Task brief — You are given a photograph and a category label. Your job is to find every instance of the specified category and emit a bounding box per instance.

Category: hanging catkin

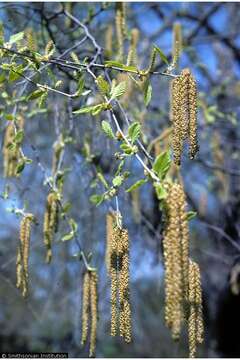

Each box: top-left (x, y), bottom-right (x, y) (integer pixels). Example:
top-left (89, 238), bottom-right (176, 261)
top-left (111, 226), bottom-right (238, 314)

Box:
top-left (43, 192), bottom-right (59, 263)
top-left (89, 271), bottom-right (98, 357)
top-left (172, 22), bottom-right (182, 68)
top-left (115, 2), bottom-right (126, 61)
top-left (81, 272), bottom-right (90, 345)
top-left (163, 182), bottom-right (190, 339)
top-left (170, 68), bottom-right (198, 165)
top-left (105, 212), bottom-right (115, 274)
top-left (81, 271), bottom-right (98, 357)
top-left (109, 222), bottom-right (132, 343)
top-left (3, 115), bottom-right (24, 177)
top-left (16, 213), bottom-right (34, 297)
top-left (188, 260), bottom-right (204, 358)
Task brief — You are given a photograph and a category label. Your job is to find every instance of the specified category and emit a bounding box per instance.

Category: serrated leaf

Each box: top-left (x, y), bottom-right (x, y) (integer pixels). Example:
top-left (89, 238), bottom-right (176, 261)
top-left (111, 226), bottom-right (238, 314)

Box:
top-left (9, 31), bottom-right (24, 45)
top-left (101, 120), bottom-right (115, 139)
top-left (128, 122), bottom-right (141, 144)
top-left (186, 211), bottom-right (197, 221)
top-left (154, 45), bottom-right (169, 65)
top-left (110, 81), bottom-right (126, 100)
top-left (126, 179), bottom-right (147, 192)
top-left (90, 194), bottom-right (104, 206)
top-left (112, 175), bottom-right (124, 187)
top-left (153, 150), bottom-right (171, 179)
top-left (144, 81), bottom-right (152, 107)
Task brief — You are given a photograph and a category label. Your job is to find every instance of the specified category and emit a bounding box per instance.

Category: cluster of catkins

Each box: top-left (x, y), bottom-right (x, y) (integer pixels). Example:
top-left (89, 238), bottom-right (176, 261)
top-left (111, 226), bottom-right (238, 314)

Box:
top-left (3, 115), bottom-right (24, 177)
top-left (43, 135), bottom-right (64, 263)
top-left (171, 68), bottom-right (199, 165)
top-left (163, 182), bottom-right (204, 357)
top-left (81, 271), bottom-right (98, 358)
top-left (106, 213), bottom-right (132, 343)
top-left (16, 214), bottom-right (34, 297)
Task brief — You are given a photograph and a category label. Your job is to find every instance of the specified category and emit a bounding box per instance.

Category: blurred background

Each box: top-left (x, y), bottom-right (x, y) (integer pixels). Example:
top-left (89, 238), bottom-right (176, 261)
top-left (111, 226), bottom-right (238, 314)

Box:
top-left (0, 1), bottom-right (240, 357)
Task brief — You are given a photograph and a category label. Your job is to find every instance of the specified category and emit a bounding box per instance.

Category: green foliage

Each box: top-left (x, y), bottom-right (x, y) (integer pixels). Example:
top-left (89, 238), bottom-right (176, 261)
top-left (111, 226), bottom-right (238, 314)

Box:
top-left (153, 150), bottom-right (172, 180)
top-left (110, 81), bottom-right (127, 100)
top-left (154, 45), bottom-right (169, 65)
top-left (128, 122), bottom-right (141, 143)
top-left (126, 179), bottom-right (147, 192)
top-left (101, 120), bottom-right (115, 139)
top-left (143, 80), bottom-right (152, 107)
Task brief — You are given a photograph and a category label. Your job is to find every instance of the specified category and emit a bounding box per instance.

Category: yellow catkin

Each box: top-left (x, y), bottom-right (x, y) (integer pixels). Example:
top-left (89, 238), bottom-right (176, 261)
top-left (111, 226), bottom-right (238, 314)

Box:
top-left (115, 2), bottom-right (126, 61)
top-left (127, 28), bottom-right (139, 66)
top-left (109, 223), bottom-right (132, 342)
top-left (106, 212), bottom-right (114, 274)
top-left (3, 115), bottom-right (24, 177)
top-left (163, 182), bottom-right (190, 340)
top-left (43, 192), bottom-right (59, 263)
top-left (89, 271), bottom-right (98, 357)
top-left (17, 213), bottom-right (34, 297)
top-left (25, 27), bottom-right (37, 52)
top-left (105, 24), bottom-right (113, 58)
top-left (171, 77), bottom-right (184, 166)
top-left (110, 226), bottom-right (119, 337)
top-left (170, 69), bottom-right (198, 165)
top-left (188, 260), bottom-right (204, 358)
top-left (81, 271), bottom-right (90, 345)
top-left (188, 71), bottom-right (198, 159)
top-left (178, 184), bottom-right (190, 298)
top-left (16, 248), bottom-right (22, 289)
top-left (118, 228), bottom-right (131, 343)
top-left (172, 22), bottom-right (182, 67)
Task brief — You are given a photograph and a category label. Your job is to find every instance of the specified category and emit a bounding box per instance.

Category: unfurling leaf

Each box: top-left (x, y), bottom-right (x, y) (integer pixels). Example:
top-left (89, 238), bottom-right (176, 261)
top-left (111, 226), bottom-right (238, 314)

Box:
top-left (101, 120), bottom-right (115, 139)
top-left (128, 122), bottom-right (141, 143)
top-left (112, 175), bottom-right (124, 187)
top-left (90, 194), bottom-right (104, 206)
top-left (154, 183), bottom-right (168, 200)
top-left (186, 211), bottom-right (197, 221)
top-left (110, 81), bottom-right (126, 100)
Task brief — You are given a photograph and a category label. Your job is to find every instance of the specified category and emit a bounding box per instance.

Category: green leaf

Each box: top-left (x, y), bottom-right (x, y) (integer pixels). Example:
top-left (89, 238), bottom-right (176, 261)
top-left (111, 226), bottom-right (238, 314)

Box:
top-left (9, 65), bottom-right (23, 82)
top-left (154, 183), bottom-right (168, 200)
top-left (73, 104), bottom-right (104, 116)
top-left (104, 60), bottom-right (124, 68)
top-left (126, 179), bottom-right (147, 192)
top-left (186, 211), bottom-right (197, 221)
top-left (112, 175), bottom-right (124, 187)
top-left (9, 31), bottom-right (24, 45)
top-left (5, 114), bottom-right (14, 121)
top-left (97, 172), bottom-right (109, 189)
top-left (128, 122), bottom-right (141, 144)
top-left (144, 81), bottom-right (152, 107)
top-left (120, 143), bottom-right (133, 155)
top-left (62, 232), bottom-right (74, 241)
top-left (153, 150), bottom-right (171, 179)
top-left (69, 218), bottom-right (78, 233)
top-left (27, 89), bottom-right (46, 100)
top-left (14, 130), bottom-right (24, 144)
top-left (96, 75), bottom-right (110, 95)
top-left (110, 81), bottom-right (126, 100)
top-left (154, 45), bottom-right (169, 65)
top-left (90, 194), bottom-right (104, 206)
top-left (16, 161), bottom-right (25, 175)
top-left (101, 120), bottom-right (115, 139)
